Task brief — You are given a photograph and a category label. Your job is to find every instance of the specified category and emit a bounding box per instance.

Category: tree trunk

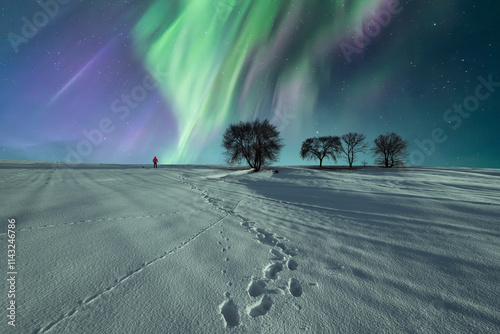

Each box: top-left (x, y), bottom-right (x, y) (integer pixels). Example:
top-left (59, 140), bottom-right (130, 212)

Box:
top-left (319, 158), bottom-right (323, 168)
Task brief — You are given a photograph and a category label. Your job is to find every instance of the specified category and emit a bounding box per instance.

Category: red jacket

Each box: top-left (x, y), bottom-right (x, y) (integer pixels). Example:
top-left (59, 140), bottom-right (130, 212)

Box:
top-left (153, 157), bottom-right (158, 163)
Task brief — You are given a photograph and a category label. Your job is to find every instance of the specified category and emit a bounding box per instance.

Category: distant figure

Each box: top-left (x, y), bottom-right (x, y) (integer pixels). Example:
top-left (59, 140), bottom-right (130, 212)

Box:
top-left (153, 156), bottom-right (158, 168)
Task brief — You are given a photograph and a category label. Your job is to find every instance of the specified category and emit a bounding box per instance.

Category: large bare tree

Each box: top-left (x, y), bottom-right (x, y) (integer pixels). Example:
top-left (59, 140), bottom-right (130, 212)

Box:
top-left (339, 132), bottom-right (369, 168)
top-left (222, 119), bottom-right (284, 171)
top-left (371, 132), bottom-right (409, 167)
top-left (300, 136), bottom-right (341, 168)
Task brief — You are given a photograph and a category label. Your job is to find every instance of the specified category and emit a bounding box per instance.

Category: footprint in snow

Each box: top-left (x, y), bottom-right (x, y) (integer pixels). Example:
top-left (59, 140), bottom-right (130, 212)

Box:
top-left (289, 278), bottom-right (303, 297)
top-left (241, 220), bottom-right (255, 228)
top-left (256, 229), bottom-right (279, 246)
top-left (248, 295), bottom-right (273, 318)
top-left (282, 246), bottom-right (297, 257)
top-left (220, 299), bottom-right (240, 328)
top-left (271, 249), bottom-right (285, 260)
top-left (287, 259), bottom-right (298, 271)
top-left (263, 262), bottom-right (283, 279)
top-left (247, 279), bottom-right (266, 297)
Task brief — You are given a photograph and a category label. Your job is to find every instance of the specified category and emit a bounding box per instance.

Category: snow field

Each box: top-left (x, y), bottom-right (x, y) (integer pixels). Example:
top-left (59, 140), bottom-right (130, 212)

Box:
top-left (1, 161), bottom-right (499, 333)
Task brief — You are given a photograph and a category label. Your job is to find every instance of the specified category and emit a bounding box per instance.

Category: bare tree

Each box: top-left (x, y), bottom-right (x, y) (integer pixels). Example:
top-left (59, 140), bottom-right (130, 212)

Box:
top-left (339, 132), bottom-right (369, 168)
top-left (371, 132), bottom-right (409, 168)
top-left (300, 136), bottom-right (341, 168)
top-left (222, 119), bottom-right (284, 171)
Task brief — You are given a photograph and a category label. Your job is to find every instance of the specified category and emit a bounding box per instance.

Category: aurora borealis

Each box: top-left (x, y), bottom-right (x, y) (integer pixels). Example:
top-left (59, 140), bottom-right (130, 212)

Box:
top-left (1, 0), bottom-right (499, 167)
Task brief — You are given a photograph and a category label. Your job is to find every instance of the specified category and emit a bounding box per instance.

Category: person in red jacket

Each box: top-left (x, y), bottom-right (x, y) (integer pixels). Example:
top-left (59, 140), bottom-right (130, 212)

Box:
top-left (153, 156), bottom-right (158, 168)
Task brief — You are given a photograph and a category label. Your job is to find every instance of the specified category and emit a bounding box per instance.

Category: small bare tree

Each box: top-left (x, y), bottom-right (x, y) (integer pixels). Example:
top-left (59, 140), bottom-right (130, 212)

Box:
top-left (300, 136), bottom-right (341, 168)
top-left (371, 132), bottom-right (409, 168)
top-left (339, 132), bottom-right (369, 168)
top-left (222, 119), bottom-right (284, 171)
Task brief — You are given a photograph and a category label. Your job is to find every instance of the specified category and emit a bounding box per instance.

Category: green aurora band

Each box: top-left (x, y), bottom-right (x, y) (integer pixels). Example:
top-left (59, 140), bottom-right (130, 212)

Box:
top-left (133, 0), bottom-right (386, 163)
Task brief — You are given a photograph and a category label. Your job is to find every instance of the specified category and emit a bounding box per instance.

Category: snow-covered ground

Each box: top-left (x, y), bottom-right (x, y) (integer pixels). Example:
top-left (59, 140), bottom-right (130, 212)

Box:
top-left (1, 160), bottom-right (499, 333)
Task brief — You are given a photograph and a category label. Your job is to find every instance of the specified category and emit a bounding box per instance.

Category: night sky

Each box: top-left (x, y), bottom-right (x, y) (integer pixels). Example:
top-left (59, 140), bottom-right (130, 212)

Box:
top-left (1, 0), bottom-right (499, 167)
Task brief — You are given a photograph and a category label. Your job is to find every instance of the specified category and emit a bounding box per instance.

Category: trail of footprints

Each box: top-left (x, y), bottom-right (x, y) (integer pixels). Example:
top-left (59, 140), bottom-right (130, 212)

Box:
top-left (220, 220), bottom-right (306, 328)
top-left (173, 172), bottom-right (307, 328)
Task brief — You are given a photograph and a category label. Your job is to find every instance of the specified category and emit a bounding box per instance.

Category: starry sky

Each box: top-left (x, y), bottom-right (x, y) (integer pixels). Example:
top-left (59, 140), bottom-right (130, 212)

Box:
top-left (1, 0), bottom-right (499, 168)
